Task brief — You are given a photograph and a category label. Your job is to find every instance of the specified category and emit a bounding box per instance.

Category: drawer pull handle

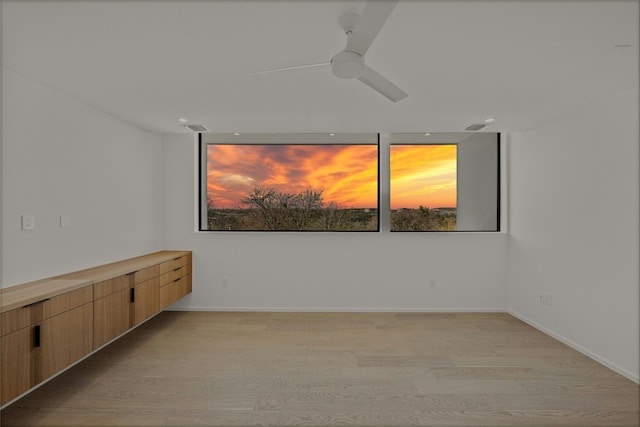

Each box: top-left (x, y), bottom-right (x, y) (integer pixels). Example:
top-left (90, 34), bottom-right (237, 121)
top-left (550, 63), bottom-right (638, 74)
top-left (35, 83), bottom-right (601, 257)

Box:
top-left (173, 278), bottom-right (181, 283)
top-left (23, 298), bottom-right (50, 308)
top-left (34, 325), bottom-right (41, 348)
top-left (130, 288), bottom-right (135, 303)
top-left (173, 267), bottom-right (182, 272)
top-left (173, 257), bottom-right (181, 261)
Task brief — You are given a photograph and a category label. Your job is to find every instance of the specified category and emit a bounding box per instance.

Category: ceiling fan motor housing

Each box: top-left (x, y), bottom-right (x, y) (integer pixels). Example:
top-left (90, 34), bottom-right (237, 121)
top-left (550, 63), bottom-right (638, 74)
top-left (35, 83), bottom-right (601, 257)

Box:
top-left (331, 51), bottom-right (365, 79)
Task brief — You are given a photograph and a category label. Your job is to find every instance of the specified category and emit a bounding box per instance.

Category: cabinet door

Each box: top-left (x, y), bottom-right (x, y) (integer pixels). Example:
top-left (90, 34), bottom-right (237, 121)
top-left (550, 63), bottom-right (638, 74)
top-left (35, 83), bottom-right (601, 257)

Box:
top-left (1, 327), bottom-right (35, 405)
top-left (93, 289), bottom-right (130, 349)
top-left (132, 277), bottom-right (160, 326)
top-left (39, 303), bottom-right (93, 382)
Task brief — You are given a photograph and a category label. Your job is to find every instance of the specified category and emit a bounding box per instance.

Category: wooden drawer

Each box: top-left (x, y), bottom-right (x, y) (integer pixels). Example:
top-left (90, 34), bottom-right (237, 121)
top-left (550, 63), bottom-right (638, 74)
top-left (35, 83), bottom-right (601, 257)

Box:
top-left (159, 256), bottom-right (189, 275)
top-left (0, 289), bottom-right (88, 335)
top-left (160, 274), bottom-right (192, 308)
top-left (93, 275), bottom-right (129, 300)
top-left (159, 281), bottom-right (179, 307)
top-left (42, 287), bottom-right (93, 320)
top-left (131, 265), bottom-right (159, 284)
top-left (159, 264), bottom-right (190, 286)
top-left (1, 305), bottom-right (42, 337)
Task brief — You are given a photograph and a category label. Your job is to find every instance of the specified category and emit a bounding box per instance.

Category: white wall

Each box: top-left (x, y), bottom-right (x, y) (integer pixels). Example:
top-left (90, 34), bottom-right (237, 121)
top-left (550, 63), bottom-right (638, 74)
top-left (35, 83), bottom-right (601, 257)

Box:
top-left (1, 69), bottom-right (164, 286)
top-left (508, 86), bottom-right (639, 382)
top-left (163, 133), bottom-right (508, 312)
top-left (457, 133), bottom-right (499, 231)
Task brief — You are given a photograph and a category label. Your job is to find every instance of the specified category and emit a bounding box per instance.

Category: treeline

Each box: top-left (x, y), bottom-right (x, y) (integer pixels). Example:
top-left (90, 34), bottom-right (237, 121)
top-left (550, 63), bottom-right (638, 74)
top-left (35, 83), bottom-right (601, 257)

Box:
top-left (207, 186), bottom-right (377, 231)
top-left (390, 206), bottom-right (456, 231)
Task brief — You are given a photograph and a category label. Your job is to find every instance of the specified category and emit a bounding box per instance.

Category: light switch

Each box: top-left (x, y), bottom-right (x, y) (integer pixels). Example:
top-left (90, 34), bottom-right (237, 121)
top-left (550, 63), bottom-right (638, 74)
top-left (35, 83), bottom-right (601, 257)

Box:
top-left (21, 214), bottom-right (35, 231)
top-left (60, 214), bottom-right (71, 228)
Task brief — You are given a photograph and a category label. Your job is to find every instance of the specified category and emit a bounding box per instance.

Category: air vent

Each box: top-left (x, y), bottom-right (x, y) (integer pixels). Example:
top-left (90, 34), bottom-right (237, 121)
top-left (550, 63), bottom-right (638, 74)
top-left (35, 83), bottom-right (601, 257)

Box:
top-left (464, 123), bottom-right (486, 131)
top-left (183, 124), bottom-right (208, 132)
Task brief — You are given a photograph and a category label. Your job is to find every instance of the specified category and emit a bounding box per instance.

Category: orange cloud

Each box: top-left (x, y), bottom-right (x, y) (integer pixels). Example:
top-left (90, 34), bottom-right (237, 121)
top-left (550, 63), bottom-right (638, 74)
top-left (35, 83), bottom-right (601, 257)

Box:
top-left (207, 144), bottom-right (378, 208)
top-left (390, 145), bottom-right (457, 209)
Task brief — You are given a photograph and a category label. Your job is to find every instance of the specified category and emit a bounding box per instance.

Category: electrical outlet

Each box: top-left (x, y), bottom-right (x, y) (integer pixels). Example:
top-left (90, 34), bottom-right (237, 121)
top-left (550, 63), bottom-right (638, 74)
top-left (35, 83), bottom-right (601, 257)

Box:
top-left (539, 293), bottom-right (553, 305)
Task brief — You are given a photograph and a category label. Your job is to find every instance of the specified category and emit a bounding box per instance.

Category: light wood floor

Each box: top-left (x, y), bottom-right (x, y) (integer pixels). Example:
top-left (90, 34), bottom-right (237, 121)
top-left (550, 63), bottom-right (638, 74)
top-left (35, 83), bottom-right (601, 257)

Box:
top-left (1, 311), bottom-right (638, 426)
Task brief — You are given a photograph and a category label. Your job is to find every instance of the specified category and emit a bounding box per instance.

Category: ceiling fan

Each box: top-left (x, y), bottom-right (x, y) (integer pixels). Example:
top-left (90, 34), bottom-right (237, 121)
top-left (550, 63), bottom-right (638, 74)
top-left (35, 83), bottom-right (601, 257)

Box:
top-left (253, 0), bottom-right (408, 103)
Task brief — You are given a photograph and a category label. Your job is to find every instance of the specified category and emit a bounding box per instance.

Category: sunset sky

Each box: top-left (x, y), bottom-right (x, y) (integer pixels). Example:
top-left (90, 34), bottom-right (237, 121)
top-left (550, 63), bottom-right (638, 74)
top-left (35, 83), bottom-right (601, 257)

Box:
top-left (390, 145), bottom-right (457, 209)
top-left (207, 144), bottom-right (378, 209)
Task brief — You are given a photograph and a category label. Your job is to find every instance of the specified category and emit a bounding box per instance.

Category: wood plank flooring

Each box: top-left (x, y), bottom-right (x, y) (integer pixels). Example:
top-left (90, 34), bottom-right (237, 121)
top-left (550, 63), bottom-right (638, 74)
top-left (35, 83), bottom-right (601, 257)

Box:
top-left (1, 311), bottom-right (638, 426)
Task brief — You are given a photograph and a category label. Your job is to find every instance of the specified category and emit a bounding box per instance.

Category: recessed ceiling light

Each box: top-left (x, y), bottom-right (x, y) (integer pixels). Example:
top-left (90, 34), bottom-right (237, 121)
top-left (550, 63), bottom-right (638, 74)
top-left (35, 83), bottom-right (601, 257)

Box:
top-left (424, 133), bottom-right (431, 136)
top-left (329, 133), bottom-right (335, 136)
top-left (484, 118), bottom-right (496, 123)
top-left (465, 124), bottom-right (487, 132)
top-left (234, 132), bottom-right (240, 136)
top-left (177, 117), bottom-right (188, 123)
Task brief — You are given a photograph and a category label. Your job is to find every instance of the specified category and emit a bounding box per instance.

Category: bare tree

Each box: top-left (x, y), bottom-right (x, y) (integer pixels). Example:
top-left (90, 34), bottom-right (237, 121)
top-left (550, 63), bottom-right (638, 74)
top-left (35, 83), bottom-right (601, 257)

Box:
top-left (240, 186), bottom-right (324, 230)
top-left (241, 186), bottom-right (281, 230)
top-left (290, 188), bottom-right (323, 230)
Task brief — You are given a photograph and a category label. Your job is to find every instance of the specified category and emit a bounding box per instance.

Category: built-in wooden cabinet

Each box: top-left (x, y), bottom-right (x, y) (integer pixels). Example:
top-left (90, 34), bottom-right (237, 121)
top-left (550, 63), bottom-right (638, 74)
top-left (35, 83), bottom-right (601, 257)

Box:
top-left (0, 250), bottom-right (192, 406)
top-left (0, 286), bottom-right (93, 402)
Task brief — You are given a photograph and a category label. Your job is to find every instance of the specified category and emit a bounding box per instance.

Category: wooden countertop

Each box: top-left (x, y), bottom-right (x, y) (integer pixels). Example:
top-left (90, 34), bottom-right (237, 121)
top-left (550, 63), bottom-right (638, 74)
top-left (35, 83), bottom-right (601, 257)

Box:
top-left (0, 279), bottom-right (93, 313)
top-left (0, 250), bottom-right (191, 313)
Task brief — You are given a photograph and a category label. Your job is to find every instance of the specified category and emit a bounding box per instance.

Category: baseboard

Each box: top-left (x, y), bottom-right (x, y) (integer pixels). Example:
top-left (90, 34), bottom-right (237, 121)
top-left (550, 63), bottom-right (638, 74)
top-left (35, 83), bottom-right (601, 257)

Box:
top-left (508, 309), bottom-right (639, 384)
top-left (167, 306), bottom-right (507, 313)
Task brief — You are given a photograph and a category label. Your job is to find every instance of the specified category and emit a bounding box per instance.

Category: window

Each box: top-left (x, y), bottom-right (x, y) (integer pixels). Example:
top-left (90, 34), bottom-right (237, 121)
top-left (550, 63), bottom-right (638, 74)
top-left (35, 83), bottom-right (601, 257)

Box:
top-left (199, 132), bottom-right (499, 232)
top-left (389, 133), bottom-right (500, 232)
top-left (200, 133), bottom-right (379, 231)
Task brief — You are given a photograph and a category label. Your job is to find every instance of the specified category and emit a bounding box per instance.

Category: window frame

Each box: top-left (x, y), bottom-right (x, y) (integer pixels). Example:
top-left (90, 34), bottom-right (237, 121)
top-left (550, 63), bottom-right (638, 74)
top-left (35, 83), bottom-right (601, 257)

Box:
top-left (198, 133), bottom-right (381, 232)
top-left (197, 132), bottom-right (501, 233)
top-left (388, 133), bottom-right (501, 233)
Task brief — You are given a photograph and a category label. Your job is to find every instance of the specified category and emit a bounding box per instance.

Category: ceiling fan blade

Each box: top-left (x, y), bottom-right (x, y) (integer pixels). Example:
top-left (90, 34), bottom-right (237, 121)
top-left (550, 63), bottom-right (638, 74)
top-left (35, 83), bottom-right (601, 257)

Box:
top-left (345, 0), bottom-right (398, 56)
top-left (358, 65), bottom-right (408, 102)
top-left (251, 62), bottom-right (330, 75)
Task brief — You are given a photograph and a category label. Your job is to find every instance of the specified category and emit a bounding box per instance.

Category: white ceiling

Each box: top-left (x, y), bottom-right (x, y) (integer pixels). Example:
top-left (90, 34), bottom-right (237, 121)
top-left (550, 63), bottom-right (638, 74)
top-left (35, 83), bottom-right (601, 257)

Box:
top-left (2, 0), bottom-right (638, 134)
